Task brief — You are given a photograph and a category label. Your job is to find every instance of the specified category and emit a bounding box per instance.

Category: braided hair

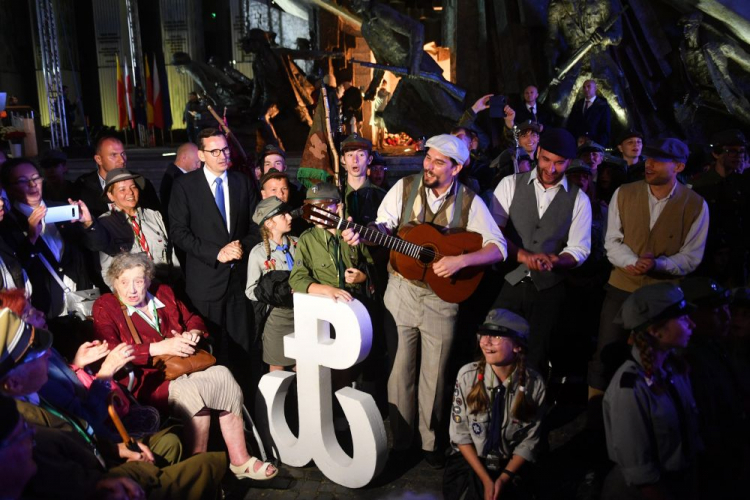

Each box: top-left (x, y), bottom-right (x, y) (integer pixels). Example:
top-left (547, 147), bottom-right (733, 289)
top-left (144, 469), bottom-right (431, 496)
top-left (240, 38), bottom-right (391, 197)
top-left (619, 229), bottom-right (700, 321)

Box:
top-left (260, 225), bottom-right (276, 270)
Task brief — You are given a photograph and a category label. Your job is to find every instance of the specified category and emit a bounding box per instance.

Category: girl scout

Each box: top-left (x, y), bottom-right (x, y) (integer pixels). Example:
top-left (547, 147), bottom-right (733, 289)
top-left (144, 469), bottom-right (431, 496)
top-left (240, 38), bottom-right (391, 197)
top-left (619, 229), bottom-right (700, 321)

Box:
top-left (445, 309), bottom-right (547, 500)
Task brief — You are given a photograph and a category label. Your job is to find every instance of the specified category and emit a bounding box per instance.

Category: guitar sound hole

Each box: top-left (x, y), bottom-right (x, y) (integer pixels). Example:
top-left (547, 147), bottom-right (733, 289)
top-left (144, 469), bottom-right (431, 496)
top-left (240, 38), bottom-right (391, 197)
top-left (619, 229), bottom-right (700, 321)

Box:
top-left (418, 246), bottom-right (437, 265)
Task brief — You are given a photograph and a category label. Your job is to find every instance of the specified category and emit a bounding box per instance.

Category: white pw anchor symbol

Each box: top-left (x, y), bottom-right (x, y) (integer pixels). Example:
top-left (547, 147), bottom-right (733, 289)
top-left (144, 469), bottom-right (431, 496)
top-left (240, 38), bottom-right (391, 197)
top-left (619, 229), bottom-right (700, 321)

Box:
top-left (258, 293), bottom-right (387, 488)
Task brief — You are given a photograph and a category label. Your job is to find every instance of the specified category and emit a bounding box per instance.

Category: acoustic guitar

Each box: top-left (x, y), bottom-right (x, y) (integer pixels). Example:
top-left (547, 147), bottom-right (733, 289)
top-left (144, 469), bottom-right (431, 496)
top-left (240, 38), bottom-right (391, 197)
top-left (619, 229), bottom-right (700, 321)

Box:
top-left (302, 204), bottom-right (484, 303)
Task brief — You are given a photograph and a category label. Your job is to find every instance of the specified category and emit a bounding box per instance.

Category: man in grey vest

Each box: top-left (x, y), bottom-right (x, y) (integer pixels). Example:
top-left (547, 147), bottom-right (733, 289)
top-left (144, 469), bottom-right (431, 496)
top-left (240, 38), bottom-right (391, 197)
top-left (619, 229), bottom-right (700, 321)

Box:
top-left (491, 128), bottom-right (592, 374)
top-left (342, 134), bottom-right (506, 468)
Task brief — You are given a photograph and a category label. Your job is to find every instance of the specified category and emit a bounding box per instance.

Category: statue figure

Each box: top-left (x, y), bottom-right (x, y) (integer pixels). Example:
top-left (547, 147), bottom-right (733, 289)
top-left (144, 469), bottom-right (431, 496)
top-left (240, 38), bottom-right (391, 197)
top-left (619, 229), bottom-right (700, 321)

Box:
top-left (544, 0), bottom-right (629, 128)
top-left (348, 0), bottom-right (467, 139)
top-left (677, 12), bottom-right (750, 131)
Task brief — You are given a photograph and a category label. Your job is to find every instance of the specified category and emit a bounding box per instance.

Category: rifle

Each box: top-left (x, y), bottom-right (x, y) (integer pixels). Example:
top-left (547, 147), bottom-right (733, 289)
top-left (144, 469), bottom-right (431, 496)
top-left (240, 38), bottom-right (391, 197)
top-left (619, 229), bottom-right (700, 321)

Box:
top-left (539, 5), bottom-right (629, 103)
top-left (349, 59), bottom-right (466, 102)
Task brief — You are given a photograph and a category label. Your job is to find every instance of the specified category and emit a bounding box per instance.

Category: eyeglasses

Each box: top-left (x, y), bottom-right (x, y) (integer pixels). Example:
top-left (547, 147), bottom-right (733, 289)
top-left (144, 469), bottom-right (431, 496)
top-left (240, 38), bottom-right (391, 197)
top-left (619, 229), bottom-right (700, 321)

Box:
top-left (478, 334), bottom-right (511, 345)
top-left (0, 420), bottom-right (35, 450)
top-left (13, 175), bottom-right (43, 186)
top-left (202, 147), bottom-right (231, 157)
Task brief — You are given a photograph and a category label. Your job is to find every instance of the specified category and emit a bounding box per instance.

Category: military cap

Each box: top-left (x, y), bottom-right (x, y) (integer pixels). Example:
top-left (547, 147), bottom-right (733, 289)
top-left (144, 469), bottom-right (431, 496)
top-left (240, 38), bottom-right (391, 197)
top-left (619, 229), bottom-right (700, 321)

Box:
top-left (517, 120), bottom-right (541, 134)
top-left (425, 134), bottom-right (470, 166)
top-left (102, 168), bottom-right (145, 198)
top-left (643, 138), bottom-right (689, 163)
top-left (0, 308), bottom-right (52, 379)
top-left (539, 128), bottom-right (577, 160)
top-left (252, 196), bottom-right (292, 226)
top-left (680, 276), bottom-right (731, 308)
top-left (565, 159), bottom-right (593, 176)
top-left (577, 141), bottom-right (605, 155)
top-left (341, 134), bottom-right (373, 153)
top-left (305, 182), bottom-right (341, 202)
top-left (370, 151), bottom-right (387, 168)
top-left (617, 129), bottom-right (643, 145)
top-left (710, 129), bottom-right (746, 147)
top-left (477, 308), bottom-right (530, 346)
top-left (616, 283), bottom-right (696, 332)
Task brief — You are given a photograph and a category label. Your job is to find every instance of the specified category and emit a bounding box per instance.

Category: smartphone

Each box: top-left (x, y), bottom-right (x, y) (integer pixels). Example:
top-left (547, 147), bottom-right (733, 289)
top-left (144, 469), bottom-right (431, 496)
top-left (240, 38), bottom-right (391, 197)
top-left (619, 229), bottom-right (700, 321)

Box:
top-left (45, 204), bottom-right (80, 224)
top-left (489, 95), bottom-right (507, 118)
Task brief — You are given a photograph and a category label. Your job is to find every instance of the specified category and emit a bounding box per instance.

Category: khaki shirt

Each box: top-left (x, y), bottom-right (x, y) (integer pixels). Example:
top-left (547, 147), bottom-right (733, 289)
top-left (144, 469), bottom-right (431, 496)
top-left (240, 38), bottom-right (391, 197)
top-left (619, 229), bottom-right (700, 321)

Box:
top-left (449, 361), bottom-right (546, 462)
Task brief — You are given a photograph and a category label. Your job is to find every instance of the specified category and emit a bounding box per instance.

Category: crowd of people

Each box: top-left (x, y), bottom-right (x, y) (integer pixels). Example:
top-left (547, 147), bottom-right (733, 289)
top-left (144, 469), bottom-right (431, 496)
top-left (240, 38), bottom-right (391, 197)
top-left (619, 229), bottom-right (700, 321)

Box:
top-left (0, 76), bottom-right (749, 500)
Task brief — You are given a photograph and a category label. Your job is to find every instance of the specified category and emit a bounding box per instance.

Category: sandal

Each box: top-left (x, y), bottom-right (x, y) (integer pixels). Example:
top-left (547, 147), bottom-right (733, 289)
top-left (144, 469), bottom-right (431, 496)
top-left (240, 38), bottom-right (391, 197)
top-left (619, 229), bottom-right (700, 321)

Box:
top-left (230, 457), bottom-right (278, 481)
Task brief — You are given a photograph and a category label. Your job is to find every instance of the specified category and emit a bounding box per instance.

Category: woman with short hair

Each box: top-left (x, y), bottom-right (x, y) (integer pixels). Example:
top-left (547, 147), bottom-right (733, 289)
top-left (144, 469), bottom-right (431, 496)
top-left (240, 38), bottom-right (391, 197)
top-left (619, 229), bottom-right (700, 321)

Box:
top-left (92, 252), bottom-right (277, 480)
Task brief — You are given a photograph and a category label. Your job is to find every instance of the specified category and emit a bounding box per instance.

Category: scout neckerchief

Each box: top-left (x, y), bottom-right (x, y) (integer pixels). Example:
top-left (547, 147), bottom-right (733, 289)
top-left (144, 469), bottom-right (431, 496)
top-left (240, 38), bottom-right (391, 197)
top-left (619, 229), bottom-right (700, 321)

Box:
top-left (127, 212), bottom-right (152, 260)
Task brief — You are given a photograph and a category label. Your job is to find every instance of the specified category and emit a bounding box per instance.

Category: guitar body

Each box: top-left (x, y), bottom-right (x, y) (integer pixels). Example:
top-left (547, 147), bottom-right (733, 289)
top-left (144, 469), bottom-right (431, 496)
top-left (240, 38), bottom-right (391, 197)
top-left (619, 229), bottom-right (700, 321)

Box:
top-left (390, 224), bottom-right (484, 303)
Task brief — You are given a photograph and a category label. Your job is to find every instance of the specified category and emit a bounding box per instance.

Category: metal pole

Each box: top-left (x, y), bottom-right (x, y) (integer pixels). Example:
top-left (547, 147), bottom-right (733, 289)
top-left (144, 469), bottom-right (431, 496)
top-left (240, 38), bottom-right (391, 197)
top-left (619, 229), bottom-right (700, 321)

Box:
top-left (35, 0), bottom-right (68, 149)
top-left (124, 0), bottom-right (146, 146)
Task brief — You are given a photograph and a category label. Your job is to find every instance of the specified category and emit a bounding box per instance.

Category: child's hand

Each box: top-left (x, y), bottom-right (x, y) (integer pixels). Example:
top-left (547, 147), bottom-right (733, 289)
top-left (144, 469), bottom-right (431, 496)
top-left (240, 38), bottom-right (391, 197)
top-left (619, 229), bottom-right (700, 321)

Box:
top-left (344, 268), bottom-right (366, 284)
top-left (311, 284), bottom-right (353, 302)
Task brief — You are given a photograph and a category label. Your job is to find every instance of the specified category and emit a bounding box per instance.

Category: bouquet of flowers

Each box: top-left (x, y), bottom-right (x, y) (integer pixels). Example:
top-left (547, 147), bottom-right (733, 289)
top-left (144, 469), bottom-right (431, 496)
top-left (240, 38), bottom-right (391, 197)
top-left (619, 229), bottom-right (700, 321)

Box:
top-left (1, 126), bottom-right (26, 143)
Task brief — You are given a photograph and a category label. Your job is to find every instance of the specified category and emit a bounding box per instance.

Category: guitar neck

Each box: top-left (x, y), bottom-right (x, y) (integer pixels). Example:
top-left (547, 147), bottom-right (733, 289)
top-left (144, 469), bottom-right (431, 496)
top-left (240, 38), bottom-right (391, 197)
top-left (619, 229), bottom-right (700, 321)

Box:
top-left (334, 217), bottom-right (425, 258)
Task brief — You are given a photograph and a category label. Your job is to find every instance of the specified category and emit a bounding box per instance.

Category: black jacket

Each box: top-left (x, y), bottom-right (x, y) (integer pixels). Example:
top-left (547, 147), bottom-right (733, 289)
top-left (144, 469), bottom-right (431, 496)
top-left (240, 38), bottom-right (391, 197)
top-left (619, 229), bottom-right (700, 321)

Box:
top-left (566, 97), bottom-right (612, 146)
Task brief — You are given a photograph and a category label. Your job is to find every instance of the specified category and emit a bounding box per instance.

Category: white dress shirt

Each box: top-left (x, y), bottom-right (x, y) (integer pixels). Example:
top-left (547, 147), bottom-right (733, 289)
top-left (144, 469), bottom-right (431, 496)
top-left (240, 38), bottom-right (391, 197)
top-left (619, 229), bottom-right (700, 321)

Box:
top-left (375, 177), bottom-right (508, 260)
top-left (605, 183), bottom-right (709, 275)
top-left (491, 168), bottom-right (592, 266)
top-left (203, 167), bottom-right (231, 233)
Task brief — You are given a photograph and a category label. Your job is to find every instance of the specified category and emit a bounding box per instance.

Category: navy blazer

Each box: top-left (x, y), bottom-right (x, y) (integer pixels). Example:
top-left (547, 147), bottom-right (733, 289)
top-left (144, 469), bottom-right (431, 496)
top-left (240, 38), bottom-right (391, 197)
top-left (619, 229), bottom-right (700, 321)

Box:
top-left (168, 168), bottom-right (260, 302)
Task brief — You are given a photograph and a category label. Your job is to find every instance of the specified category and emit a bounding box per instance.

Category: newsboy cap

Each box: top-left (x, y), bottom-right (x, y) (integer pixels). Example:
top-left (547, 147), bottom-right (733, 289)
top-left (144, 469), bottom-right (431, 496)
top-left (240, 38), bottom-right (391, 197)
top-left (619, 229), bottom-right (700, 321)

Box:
top-left (680, 276), bottom-right (731, 308)
top-left (517, 120), bottom-right (542, 134)
top-left (565, 159), bottom-right (593, 176)
top-left (577, 141), bottom-right (605, 155)
top-left (539, 128), bottom-right (577, 159)
top-left (643, 138), bottom-right (689, 163)
top-left (425, 134), bottom-right (470, 166)
top-left (477, 308), bottom-right (530, 346)
top-left (0, 308), bottom-right (52, 379)
top-left (252, 196), bottom-right (292, 226)
top-left (616, 283), bottom-right (695, 332)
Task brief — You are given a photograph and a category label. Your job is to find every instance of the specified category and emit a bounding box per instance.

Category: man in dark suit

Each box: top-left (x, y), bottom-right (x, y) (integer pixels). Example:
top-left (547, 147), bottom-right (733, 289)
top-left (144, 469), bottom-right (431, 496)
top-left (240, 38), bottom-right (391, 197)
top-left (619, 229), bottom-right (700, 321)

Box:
top-left (566, 80), bottom-right (612, 146)
top-left (160, 142), bottom-right (201, 224)
top-left (74, 137), bottom-right (161, 217)
top-left (514, 85), bottom-right (554, 128)
top-left (169, 128), bottom-right (260, 393)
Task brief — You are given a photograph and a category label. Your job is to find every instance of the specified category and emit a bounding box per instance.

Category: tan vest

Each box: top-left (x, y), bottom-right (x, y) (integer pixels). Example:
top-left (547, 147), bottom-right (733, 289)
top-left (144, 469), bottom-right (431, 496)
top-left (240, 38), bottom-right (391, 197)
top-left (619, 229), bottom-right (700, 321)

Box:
top-left (608, 181), bottom-right (704, 292)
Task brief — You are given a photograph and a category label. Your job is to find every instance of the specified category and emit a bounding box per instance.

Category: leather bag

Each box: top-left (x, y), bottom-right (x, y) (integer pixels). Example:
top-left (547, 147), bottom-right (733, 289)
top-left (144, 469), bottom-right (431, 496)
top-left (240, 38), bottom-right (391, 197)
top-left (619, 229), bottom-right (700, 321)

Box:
top-left (119, 302), bottom-right (215, 380)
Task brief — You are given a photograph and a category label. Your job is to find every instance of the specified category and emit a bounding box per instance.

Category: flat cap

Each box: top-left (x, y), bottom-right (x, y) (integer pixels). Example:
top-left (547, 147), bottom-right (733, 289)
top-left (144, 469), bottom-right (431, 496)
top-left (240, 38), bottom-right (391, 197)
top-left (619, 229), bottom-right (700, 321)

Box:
top-left (616, 283), bottom-right (695, 332)
top-left (252, 196), bottom-right (292, 225)
top-left (305, 182), bottom-right (341, 202)
top-left (260, 144), bottom-right (286, 161)
top-left (617, 129), bottom-right (643, 144)
top-left (517, 120), bottom-right (541, 134)
top-left (710, 129), bottom-right (746, 147)
top-left (539, 128), bottom-right (577, 160)
top-left (0, 308), bottom-right (52, 379)
top-left (477, 308), bottom-right (530, 346)
top-left (425, 134), bottom-right (470, 166)
top-left (259, 168), bottom-right (289, 188)
top-left (643, 138), bottom-right (689, 163)
top-left (680, 276), bottom-right (731, 308)
top-left (577, 141), bottom-right (605, 155)
top-left (102, 168), bottom-right (145, 198)
top-left (341, 134), bottom-right (373, 153)
top-left (565, 159), bottom-right (593, 176)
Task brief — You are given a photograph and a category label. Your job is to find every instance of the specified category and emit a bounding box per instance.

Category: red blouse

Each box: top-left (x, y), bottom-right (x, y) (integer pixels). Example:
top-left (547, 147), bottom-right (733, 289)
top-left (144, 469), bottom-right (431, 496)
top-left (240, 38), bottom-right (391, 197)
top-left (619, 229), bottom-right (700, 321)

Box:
top-left (92, 284), bottom-right (208, 412)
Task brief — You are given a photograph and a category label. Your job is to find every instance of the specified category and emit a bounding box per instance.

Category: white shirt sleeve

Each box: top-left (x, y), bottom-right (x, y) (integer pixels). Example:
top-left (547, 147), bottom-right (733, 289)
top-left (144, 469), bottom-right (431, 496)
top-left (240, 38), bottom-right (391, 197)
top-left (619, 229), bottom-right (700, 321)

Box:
top-left (490, 174), bottom-right (517, 228)
top-left (605, 188), bottom-right (640, 268)
top-left (467, 197), bottom-right (508, 260)
top-left (562, 189), bottom-right (592, 267)
top-left (654, 200), bottom-right (709, 275)
top-left (374, 178), bottom-right (405, 234)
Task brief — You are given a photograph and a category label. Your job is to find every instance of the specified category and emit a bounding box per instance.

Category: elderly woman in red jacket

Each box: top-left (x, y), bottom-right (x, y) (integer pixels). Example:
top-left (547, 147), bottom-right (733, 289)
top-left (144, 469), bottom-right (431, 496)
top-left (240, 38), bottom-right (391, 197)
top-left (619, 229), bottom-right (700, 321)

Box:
top-left (92, 252), bottom-right (277, 481)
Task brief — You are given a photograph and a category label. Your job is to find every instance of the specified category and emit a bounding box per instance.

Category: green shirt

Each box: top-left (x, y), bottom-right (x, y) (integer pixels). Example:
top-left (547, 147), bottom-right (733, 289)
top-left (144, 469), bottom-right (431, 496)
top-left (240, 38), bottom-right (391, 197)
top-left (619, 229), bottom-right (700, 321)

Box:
top-left (289, 226), bottom-right (372, 294)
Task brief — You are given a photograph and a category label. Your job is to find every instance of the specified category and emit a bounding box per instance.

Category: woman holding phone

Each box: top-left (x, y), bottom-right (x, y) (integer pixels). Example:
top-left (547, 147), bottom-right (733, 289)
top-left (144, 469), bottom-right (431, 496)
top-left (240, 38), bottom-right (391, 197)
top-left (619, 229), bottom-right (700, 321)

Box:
top-left (0, 157), bottom-right (94, 319)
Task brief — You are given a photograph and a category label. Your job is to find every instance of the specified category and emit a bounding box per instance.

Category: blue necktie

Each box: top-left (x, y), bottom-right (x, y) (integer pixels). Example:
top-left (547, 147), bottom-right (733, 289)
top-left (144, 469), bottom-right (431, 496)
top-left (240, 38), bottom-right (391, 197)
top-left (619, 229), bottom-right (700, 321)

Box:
top-left (275, 244), bottom-right (295, 270)
top-left (214, 177), bottom-right (227, 228)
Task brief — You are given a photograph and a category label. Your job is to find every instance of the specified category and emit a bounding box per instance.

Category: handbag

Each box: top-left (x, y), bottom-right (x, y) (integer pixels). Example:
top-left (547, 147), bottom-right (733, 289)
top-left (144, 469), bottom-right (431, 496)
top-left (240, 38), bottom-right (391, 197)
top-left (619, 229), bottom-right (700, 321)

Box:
top-left (119, 302), bottom-right (215, 381)
top-left (36, 252), bottom-right (100, 319)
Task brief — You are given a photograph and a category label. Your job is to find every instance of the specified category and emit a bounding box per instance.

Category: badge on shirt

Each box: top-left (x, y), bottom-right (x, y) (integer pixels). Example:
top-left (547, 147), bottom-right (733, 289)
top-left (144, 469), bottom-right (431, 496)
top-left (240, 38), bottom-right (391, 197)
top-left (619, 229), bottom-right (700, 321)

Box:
top-left (453, 414), bottom-right (462, 423)
top-left (452, 405), bottom-right (461, 414)
top-left (472, 423), bottom-right (483, 435)
top-left (455, 397), bottom-right (463, 406)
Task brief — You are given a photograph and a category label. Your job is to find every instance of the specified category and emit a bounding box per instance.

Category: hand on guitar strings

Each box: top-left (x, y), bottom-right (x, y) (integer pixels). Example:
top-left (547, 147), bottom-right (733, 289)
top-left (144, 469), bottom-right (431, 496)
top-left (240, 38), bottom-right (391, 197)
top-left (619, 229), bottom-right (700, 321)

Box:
top-left (432, 255), bottom-right (467, 278)
top-left (341, 226), bottom-right (361, 246)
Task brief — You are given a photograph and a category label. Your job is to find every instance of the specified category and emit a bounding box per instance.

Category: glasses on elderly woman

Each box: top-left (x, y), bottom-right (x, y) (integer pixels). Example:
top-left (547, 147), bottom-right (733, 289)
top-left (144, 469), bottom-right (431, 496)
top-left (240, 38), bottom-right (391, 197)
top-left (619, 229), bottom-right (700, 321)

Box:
top-left (12, 175), bottom-right (43, 187)
top-left (202, 147), bottom-right (231, 157)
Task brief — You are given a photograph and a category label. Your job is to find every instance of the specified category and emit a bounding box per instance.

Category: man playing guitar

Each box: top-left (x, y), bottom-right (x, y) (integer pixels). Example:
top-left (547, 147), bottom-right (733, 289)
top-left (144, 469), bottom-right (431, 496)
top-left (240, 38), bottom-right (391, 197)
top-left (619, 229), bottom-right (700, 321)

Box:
top-left (342, 134), bottom-right (506, 468)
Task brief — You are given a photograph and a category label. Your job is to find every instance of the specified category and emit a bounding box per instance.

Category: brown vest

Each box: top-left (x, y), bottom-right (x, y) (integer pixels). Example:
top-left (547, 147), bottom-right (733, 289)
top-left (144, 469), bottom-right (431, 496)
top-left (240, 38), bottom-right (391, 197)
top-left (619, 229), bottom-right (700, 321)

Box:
top-left (608, 181), bottom-right (704, 292)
